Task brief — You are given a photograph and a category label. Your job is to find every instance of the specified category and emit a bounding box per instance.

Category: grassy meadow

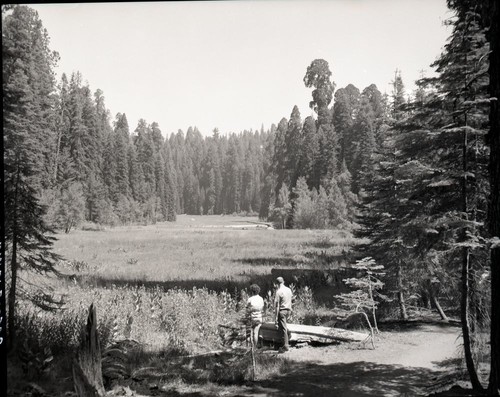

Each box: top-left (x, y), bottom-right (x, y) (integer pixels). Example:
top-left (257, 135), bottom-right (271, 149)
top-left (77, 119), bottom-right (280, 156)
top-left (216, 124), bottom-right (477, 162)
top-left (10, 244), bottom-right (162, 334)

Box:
top-left (53, 215), bottom-right (356, 284)
top-left (11, 215), bottom-right (362, 395)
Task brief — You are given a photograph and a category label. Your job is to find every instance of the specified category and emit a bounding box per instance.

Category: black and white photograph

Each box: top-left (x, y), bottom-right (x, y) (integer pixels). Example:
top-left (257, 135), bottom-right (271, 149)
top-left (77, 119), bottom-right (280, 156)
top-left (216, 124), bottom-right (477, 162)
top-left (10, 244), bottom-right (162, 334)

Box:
top-left (2, 1), bottom-right (499, 396)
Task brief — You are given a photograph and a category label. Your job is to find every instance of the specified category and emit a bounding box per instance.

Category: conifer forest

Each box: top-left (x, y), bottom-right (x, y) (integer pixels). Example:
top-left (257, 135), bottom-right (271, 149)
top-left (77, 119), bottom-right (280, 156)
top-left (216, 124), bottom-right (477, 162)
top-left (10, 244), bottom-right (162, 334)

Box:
top-left (2, 1), bottom-right (500, 396)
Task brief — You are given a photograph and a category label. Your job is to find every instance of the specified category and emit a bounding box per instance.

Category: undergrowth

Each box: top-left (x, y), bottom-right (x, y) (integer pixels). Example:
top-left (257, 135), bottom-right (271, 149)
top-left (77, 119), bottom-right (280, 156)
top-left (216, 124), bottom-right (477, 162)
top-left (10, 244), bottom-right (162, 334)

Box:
top-left (11, 282), bottom-right (318, 394)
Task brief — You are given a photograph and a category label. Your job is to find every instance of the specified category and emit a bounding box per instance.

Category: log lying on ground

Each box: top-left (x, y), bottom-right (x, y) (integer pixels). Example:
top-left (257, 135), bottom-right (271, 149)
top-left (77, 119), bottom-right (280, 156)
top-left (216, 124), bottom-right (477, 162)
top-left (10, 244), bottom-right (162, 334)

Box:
top-left (259, 322), bottom-right (369, 344)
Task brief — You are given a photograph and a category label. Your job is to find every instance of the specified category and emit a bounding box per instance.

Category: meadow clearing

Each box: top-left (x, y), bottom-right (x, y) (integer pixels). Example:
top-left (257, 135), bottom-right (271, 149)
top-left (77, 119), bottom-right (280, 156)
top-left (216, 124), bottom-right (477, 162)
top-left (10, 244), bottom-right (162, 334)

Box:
top-left (53, 215), bottom-right (355, 284)
top-left (10, 215), bottom-right (364, 395)
top-left (9, 215), bottom-right (472, 397)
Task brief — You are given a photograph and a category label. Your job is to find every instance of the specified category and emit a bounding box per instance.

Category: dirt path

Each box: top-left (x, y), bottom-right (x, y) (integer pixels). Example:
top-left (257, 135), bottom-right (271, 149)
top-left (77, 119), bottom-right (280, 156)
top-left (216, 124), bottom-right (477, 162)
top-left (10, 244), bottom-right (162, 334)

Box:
top-left (251, 322), bottom-right (461, 397)
top-left (103, 322), bottom-right (461, 397)
top-left (284, 322), bottom-right (460, 368)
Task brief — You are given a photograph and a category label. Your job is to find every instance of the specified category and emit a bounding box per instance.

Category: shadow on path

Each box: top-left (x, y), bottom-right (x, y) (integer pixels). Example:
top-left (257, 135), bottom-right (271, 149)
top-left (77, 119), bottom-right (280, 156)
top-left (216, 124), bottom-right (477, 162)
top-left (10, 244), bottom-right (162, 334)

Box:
top-left (378, 320), bottom-right (460, 334)
top-left (253, 360), bottom-right (444, 397)
top-left (125, 354), bottom-right (452, 397)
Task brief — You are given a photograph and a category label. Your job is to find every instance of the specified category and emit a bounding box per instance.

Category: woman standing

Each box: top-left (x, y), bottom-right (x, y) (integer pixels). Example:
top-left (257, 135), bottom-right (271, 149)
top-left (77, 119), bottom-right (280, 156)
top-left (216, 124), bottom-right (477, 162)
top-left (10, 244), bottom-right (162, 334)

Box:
top-left (246, 284), bottom-right (264, 348)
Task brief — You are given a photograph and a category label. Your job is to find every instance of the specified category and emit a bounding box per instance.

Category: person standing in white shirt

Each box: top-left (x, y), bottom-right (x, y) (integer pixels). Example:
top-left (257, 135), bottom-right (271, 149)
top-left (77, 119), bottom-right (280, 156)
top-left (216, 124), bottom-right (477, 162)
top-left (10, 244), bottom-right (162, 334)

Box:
top-left (246, 284), bottom-right (264, 347)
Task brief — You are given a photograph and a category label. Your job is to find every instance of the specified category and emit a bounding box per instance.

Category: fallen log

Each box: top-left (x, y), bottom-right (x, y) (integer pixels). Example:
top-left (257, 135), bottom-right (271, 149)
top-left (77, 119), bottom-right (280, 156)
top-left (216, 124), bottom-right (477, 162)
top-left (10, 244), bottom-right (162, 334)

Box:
top-left (259, 322), bottom-right (368, 344)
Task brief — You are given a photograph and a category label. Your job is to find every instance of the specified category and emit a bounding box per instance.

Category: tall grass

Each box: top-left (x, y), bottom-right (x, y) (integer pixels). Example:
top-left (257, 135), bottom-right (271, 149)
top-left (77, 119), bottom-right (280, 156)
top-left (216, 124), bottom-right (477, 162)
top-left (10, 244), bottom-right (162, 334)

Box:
top-left (52, 216), bottom-right (358, 284)
top-left (21, 216), bottom-right (361, 357)
top-left (10, 216), bottom-right (362, 393)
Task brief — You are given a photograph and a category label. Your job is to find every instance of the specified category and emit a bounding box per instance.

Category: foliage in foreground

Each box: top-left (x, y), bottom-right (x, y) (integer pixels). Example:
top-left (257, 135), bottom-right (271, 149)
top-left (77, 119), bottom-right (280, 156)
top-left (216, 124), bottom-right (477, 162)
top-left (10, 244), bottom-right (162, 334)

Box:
top-left (10, 283), bottom-right (309, 394)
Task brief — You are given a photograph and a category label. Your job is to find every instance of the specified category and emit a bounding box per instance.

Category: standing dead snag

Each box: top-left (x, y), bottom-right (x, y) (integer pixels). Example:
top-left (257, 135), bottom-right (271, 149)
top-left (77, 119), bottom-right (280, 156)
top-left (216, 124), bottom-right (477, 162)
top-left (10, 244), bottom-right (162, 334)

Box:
top-left (73, 304), bottom-right (105, 397)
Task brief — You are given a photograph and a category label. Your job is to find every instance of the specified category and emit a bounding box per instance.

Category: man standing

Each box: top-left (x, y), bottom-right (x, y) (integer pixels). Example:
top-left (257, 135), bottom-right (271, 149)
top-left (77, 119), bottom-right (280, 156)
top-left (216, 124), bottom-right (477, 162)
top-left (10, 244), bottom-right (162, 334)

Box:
top-left (274, 277), bottom-right (293, 352)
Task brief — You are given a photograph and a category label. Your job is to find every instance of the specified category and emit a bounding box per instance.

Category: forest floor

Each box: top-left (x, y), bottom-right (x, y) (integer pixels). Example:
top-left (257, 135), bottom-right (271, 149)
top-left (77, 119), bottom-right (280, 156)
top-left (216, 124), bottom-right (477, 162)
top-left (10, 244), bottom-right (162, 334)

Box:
top-left (252, 321), bottom-right (465, 397)
top-left (102, 320), bottom-right (470, 397)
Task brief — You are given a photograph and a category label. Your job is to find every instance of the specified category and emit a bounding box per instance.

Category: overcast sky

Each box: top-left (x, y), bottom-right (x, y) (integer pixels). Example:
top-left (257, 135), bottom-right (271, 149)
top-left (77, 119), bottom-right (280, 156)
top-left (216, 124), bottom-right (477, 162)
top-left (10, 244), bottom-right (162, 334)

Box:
top-left (30, 1), bottom-right (452, 137)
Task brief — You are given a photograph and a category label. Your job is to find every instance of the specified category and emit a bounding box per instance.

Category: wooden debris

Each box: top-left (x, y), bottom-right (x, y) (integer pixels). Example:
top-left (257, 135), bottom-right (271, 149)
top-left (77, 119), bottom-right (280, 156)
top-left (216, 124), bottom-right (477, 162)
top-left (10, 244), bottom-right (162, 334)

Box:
top-left (102, 339), bottom-right (140, 383)
top-left (73, 303), bottom-right (106, 397)
top-left (259, 322), bottom-right (368, 344)
top-left (25, 382), bottom-right (48, 397)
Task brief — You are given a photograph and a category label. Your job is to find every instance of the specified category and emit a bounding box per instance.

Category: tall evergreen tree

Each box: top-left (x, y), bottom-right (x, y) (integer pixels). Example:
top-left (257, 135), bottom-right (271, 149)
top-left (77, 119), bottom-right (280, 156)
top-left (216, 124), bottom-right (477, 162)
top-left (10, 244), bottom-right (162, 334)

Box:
top-left (362, 84), bottom-right (387, 148)
top-left (224, 134), bottom-right (243, 213)
top-left (259, 126), bottom-right (276, 219)
top-left (113, 113), bottom-right (131, 199)
top-left (285, 106), bottom-right (303, 189)
top-left (483, 0), bottom-right (500, 392)
top-left (3, 5), bottom-right (61, 347)
top-left (333, 84), bottom-right (360, 171)
top-left (301, 116), bottom-right (320, 189)
top-left (391, 69), bottom-right (406, 121)
top-left (52, 73), bottom-right (72, 187)
top-left (272, 118), bottom-right (289, 196)
top-left (351, 93), bottom-right (377, 194)
top-left (162, 139), bottom-right (177, 221)
top-left (134, 119), bottom-right (156, 195)
top-left (303, 59), bottom-right (337, 187)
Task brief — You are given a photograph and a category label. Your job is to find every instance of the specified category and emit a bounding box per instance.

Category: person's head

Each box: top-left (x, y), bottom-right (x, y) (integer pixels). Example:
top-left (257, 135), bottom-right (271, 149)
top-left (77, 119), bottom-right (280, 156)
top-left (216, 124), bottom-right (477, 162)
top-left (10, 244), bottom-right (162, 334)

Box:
top-left (249, 284), bottom-right (260, 296)
top-left (275, 277), bottom-right (285, 287)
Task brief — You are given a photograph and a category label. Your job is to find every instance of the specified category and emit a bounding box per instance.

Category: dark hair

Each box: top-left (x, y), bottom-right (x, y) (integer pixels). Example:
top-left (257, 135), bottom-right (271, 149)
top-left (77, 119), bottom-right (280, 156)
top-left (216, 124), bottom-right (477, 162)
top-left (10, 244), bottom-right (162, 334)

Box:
top-left (249, 284), bottom-right (260, 295)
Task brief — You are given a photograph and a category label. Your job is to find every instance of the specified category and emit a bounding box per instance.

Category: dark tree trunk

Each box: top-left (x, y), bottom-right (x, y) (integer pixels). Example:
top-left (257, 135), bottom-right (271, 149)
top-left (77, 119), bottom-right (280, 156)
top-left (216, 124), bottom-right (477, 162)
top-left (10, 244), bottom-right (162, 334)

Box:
top-left (73, 304), bottom-right (105, 397)
top-left (487, 0), bottom-right (500, 393)
top-left (7, 164), bottom-right (21, 352)
top-left (460, 111), bottom-right (483, 390)
top-left (421, 290), bottom-right (431, 309)
top-left (429, 289), bottom-right (448, 322)
top-left (7, 234), bottom-right (18, 352)
top-left (53, 122), bottom-right (62, 183)
top-left (461, 247), bottom-right (482, 390)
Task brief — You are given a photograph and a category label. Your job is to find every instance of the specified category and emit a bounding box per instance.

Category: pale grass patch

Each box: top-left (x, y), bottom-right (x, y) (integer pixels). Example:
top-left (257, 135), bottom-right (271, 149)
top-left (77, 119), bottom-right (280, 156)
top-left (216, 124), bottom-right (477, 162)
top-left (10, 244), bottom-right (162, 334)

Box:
top-left (53, 217), bottom-right (359, 284)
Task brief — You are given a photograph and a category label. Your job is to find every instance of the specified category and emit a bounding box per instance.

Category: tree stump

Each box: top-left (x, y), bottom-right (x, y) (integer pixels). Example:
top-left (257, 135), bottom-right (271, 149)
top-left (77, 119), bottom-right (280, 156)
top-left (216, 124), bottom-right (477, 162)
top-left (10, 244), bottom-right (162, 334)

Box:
top-left (73, 303), bottom-right (105, 397)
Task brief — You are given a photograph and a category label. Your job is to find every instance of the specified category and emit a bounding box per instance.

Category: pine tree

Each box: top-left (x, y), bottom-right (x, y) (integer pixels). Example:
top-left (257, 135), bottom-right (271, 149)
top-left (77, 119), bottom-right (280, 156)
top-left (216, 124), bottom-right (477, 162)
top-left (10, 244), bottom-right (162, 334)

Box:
top-left (303, 59), bottom-right (335, 126)
top-left (358, 4), bottom-right (491, 389)
top-left (3, 5), bottom-right (61, 348)
top-left (304, 59), bottom-right (337, 186)
top-left (362, 84), bottom-right (387, 151)
top-left (269, 185), bottom-right (291, 229)
top-left (291, 177), bottom-right (329, 229)
top-left (285, 106), bottom-right (303, 189)
top-left (56, 182), bottom-right (86, 233)
top-left (259, 126), bottom-right (276, 219)
top-left (134, 119), bottom-right (156, 194)
top-left (407, 7), bottom-right (490, 388)
top-left (128, 141), bottom-right (146, 205)
top-left (351, 93), bottom-right (377, 194)
top-left (52, 73), bottom-right (72, 187)
top-left (113, 113), bottom-right (131, 199)
top-left (483, 0), bottom-right (500, 392)
top-left (101, 129), bottom-right (118, 201)
top-left (391, 69), bottom-right (406, 121)
top-left (333, 84), bottom-right (360, 171)
top-left (162, 139), bottom-right (177, 221)
top-left (301, 116), bottom-right (320, 189)
top-left (337, 160), bottom-right (358, 224)
top-left (224, 135), bottom-right (243, 214)
top-left (272, 118), bottom-right (289, 196)
top-left (326, 176), bottom-right (348, 228)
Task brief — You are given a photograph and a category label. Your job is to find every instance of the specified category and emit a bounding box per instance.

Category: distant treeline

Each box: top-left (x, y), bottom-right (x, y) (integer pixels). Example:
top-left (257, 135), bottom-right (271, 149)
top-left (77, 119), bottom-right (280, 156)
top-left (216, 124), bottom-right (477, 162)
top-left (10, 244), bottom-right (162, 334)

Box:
top-left (1, 7), bottom-right (398, 230)
top-left (4, 4), bottom-right (499, 390)
top-left (38, 64), bottom-right (394, 229)
top-left (7, 53), bottom-right (395, 229)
